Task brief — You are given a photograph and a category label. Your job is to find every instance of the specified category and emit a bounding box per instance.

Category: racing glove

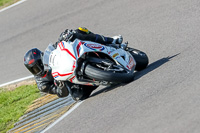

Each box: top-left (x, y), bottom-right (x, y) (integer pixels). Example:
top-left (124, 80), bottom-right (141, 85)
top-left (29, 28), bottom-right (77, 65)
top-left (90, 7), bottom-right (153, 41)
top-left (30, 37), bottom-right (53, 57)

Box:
top-left (59, 29), bottom-right (74, 42)
top-left (54, 80), bottom-right (69, 97)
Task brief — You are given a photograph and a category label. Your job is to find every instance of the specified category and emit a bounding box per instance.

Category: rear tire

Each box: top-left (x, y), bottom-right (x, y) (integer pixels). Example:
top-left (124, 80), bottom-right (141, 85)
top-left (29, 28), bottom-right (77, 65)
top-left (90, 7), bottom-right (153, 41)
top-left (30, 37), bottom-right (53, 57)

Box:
top-left (129, 49), bottom-right (149, 71)
top-left (84, 64), bottom-right (134, 83)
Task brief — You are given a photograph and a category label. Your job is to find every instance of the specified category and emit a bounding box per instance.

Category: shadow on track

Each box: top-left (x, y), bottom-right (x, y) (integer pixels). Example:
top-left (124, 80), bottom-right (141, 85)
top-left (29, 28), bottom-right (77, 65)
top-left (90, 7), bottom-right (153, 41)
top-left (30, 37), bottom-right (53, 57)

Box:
top-left (90, 53), bottom-right (180, 98)
top-left (134, 53), bottom-right (180, 80)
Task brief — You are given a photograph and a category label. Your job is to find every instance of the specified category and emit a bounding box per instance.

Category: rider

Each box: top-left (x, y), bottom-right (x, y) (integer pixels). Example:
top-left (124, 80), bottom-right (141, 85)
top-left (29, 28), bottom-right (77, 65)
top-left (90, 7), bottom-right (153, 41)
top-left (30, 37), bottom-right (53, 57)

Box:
top-left (24, 27), bottom-right (123, 100)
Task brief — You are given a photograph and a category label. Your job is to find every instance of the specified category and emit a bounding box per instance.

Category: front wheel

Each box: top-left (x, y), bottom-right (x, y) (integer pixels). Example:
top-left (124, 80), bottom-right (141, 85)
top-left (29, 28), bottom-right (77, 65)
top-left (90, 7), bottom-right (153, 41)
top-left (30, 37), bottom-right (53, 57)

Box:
top-left (129, 49), bottom-right (149, 71)
top-left (84, 64), bottom-right (134, 83)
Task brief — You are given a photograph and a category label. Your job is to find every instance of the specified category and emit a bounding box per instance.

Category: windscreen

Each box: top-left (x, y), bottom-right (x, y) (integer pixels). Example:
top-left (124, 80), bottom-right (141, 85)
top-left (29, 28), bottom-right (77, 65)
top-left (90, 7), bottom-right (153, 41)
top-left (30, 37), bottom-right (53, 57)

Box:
top-left (43, 43), bottom-right (55, 71)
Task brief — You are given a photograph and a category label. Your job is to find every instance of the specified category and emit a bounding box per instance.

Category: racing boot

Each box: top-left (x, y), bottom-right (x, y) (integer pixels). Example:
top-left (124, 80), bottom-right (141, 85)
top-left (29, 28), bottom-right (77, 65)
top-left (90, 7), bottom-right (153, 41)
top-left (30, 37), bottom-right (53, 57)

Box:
top-left (112, 35), bottom-right (128, 50)
top-left (121, 42), bottom-right (128, 50)
top-left (112, 35), bottom-right (123, 44)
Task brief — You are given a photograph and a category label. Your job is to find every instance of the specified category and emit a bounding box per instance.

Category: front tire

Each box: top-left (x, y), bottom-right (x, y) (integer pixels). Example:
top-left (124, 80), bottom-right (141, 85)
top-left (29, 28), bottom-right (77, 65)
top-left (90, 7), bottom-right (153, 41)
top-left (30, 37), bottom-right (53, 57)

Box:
top-left (84, 64), bottom-right (134, 83)
top-left (129, 49), bottom-right (149, 71)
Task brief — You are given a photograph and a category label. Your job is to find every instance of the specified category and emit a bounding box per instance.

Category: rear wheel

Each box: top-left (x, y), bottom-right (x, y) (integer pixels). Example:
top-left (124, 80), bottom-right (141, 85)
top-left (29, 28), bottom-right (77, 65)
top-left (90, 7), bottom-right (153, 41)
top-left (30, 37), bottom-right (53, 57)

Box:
top-left (84, 64), bottom-right (134, 83)
top-left (129, 49), bottom-right (149, 71)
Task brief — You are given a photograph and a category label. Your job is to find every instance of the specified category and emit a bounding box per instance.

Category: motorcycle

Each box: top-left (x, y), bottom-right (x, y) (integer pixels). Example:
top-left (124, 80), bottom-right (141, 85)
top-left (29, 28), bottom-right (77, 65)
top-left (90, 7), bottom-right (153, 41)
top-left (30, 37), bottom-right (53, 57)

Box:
top-left (43, 39), bottom-right (148, 100)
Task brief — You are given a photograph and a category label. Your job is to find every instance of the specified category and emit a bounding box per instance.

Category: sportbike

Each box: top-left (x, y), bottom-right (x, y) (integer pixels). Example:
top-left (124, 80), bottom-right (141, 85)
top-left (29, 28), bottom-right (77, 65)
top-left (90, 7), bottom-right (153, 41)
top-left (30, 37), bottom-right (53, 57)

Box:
top-left (43, 39), bottom-right (148, 99)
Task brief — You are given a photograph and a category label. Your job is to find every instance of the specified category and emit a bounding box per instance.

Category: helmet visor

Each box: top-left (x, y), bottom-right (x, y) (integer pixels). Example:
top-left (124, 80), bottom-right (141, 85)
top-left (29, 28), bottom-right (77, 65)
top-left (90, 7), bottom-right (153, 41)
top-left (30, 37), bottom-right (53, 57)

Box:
top-left (27, 63), bottom-right (43, 75)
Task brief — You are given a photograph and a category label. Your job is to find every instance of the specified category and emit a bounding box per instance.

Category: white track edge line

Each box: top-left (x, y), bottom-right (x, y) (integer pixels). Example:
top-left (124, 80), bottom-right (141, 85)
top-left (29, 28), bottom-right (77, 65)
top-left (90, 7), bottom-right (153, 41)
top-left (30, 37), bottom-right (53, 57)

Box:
top-left (0, 75), bottom-right (33, 88)
top-left (41, 101), bottom-right (84, 133)
top-left (0, 0), bottom-right (27, 13)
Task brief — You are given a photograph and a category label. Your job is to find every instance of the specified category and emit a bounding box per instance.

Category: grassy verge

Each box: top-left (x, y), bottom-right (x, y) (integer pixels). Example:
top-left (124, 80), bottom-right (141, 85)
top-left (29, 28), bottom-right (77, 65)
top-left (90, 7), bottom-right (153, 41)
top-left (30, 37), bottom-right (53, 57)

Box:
top-left (0, 0), bottom-right (20, 9)
top-left (0, 84), bottom-right (41, 133)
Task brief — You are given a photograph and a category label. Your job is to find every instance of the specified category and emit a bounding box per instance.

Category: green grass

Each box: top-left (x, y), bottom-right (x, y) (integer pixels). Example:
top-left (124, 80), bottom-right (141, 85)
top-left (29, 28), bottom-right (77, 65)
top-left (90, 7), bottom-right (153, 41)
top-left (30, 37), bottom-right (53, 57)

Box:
top-left (0, 0), bottom-right (20, 8)
top-left (0, 85), bottom-right (41, 133)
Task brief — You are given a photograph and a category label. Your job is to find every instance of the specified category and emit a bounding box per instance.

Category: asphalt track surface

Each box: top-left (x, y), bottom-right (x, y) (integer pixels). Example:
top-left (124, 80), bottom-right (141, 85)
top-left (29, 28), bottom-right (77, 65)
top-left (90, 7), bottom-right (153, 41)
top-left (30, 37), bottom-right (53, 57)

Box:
top-left (1, 0), bottom-right (200, 132)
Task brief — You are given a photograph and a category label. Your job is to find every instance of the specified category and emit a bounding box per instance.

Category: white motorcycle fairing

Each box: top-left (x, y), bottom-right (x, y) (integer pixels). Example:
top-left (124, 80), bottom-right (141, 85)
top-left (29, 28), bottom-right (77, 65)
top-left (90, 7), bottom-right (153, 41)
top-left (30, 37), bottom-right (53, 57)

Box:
top-left (48, 39), bottom-right (136, 85)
